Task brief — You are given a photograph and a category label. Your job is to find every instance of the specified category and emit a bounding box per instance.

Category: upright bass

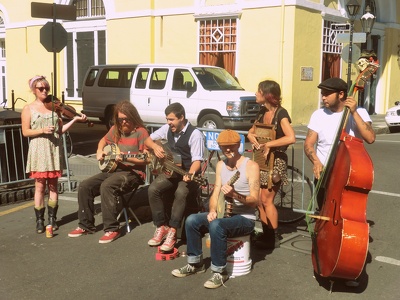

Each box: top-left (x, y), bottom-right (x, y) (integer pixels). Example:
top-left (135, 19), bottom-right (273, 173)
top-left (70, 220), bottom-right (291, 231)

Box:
top-left (309, 60), bottom-right (379, 280)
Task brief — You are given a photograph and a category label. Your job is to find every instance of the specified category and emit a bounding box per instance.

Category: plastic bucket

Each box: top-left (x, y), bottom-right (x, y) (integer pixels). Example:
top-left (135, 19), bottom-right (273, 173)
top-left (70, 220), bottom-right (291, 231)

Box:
top-left (226, 235), bottom-right (252, 276)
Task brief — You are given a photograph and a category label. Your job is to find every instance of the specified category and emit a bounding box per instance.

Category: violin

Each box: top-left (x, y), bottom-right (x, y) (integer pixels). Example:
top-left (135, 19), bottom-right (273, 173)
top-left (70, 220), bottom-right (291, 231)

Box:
top-left (308, 59), bottom-right (379, 281)
top-left (44, 95), bottom-right (94, 127)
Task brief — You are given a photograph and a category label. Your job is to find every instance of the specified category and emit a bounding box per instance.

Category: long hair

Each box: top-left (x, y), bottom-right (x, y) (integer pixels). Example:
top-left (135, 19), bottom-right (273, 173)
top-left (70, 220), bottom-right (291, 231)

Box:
top-left (112, 100), bottom-right (145, 142)
top-left (258, 80), bottom-right (282, 107)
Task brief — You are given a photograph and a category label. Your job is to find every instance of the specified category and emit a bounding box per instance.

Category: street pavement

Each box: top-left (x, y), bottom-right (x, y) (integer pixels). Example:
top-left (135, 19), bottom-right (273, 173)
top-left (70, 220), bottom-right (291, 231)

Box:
top-left (0, 114), bottom-right (396, 300)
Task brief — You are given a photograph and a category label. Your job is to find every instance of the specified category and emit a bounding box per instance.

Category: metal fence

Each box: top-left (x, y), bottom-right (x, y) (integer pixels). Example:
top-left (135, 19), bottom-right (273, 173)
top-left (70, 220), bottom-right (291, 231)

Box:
top-left (0, 123), bottom-right (72, 190)
top-left (146, 124), bottom-right (314, 215)
top-left (0, 122), bottom-right (313, 214)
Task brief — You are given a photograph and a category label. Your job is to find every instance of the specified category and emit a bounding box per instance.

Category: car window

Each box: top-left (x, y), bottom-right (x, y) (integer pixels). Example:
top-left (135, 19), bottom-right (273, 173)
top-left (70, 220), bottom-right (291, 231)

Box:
top-left (172, 69), bottom-right (195, 91)
top-left (98, 68), bottom-right (135, 88)
top-left (135, 68), bottom-right (149, 89)
top-left (193, 67), bottom-right (243, 91)
top-left (149, 68), bottom-right (168, 90)
top-left (85, 69), bottom-right (99, 86)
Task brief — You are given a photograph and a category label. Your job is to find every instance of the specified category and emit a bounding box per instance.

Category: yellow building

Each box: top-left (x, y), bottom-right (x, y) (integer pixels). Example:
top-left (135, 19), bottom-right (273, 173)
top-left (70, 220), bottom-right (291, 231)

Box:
top-left (0, 0), bottom-right (398, 125)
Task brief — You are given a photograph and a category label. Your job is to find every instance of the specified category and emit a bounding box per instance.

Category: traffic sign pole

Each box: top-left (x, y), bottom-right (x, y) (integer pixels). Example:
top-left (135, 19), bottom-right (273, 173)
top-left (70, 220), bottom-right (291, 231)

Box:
top-left (31, 2), bottom-right (76, 101)
top-left (52, 4), bottom-right (57, 98)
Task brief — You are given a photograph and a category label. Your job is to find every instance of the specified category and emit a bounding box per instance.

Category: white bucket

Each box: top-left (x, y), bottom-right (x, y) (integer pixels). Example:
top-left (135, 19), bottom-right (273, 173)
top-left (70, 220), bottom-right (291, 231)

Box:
top-left (226, 235), bottom-right (252, 276)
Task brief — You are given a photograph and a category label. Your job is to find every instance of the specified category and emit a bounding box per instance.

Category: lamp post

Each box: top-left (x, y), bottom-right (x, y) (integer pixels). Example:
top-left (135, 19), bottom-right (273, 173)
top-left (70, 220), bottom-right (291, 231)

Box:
top-left (345, 0), bottom-right (361, 90)
top-left (360, 5), bottom-right (376, 111)
top-left (361, 5), bottom-right (376, 35)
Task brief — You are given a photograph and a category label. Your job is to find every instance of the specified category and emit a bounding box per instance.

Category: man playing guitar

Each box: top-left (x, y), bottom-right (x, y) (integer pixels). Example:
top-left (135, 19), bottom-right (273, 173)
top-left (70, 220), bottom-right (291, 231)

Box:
top-left (68, 100), bottom-right (149, 243)
top-left (145, 102), bottom-right (205, 252)
top-left (171, 130), bottom-right (260, 289)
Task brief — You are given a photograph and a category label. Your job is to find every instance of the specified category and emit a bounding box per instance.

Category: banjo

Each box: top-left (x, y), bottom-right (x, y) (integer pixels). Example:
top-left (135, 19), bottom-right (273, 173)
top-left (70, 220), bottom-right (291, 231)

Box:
top-left (99, 143), bottom-right (147, 173)
top-left (217, 170), bottom-right (240, 219)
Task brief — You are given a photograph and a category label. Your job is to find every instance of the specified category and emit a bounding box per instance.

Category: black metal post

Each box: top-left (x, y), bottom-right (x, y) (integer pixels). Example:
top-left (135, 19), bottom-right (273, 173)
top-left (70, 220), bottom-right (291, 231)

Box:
top-left (52, 4), bottom-right (57, 98)
top-left (347, 19), bottom-right (354, 93)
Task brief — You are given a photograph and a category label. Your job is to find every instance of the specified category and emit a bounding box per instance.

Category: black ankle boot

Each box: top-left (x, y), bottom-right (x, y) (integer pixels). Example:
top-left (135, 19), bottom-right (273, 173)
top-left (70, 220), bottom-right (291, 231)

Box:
top-left (47, 205), bottom-right (59, 231)
top-left (34, 207), bottom-right (46, 234)
top-left (273, 229), bottom-right (280, 248)
top-left (255, 224), bottom-right (280, 249)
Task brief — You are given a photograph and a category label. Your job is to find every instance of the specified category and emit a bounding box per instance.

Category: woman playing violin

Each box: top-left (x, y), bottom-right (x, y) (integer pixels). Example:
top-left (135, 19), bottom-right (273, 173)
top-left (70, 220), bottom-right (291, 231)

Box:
top-left (21, 75), bottom-right (87, 234)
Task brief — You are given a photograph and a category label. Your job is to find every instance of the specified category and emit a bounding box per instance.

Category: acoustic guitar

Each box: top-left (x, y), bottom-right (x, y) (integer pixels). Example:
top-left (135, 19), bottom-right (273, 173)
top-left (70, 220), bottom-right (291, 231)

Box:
top-left (99, 143), bottom-right (147, 173)
top-left (148, 140), bottom-right (207, 186)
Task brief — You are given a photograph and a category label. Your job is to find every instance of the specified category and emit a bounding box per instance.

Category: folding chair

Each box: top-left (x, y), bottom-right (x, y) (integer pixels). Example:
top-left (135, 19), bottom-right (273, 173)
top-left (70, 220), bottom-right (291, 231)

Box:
top-left (117, 186), bottom-right (142, 233)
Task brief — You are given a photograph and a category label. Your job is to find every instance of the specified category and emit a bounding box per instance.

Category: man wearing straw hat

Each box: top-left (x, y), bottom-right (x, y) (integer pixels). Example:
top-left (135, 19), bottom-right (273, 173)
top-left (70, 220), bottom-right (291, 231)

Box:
top-left (171, 129), bottom-right (260, 289)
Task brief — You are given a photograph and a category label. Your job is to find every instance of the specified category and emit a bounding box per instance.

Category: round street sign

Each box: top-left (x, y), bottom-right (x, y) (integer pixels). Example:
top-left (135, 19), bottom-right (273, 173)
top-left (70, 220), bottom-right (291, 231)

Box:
top-left (40, 21), bottom-right (68, 53)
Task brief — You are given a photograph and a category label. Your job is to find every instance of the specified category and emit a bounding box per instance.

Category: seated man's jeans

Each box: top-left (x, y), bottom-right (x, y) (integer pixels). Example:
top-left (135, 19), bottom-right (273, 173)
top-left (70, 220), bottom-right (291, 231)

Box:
top-left (77, 170), bottom-right (142, 232)
top-left (148, 173), bottom-right (198, 229)
top-left (185, 212), bottom-right (254, 273)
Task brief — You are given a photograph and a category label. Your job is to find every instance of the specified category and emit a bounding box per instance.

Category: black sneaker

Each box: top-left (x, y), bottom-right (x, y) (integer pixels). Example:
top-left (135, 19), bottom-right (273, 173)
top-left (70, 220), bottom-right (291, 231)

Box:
top-left (171, 264), bottom-right (206, 278)
top-left (203, 272), bottom-right (229, 289)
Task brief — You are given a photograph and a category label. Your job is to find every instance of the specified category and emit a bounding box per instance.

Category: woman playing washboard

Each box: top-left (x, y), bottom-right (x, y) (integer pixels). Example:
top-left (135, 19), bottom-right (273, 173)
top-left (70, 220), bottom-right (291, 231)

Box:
top-left (247, 80), bottom-right (295, 249)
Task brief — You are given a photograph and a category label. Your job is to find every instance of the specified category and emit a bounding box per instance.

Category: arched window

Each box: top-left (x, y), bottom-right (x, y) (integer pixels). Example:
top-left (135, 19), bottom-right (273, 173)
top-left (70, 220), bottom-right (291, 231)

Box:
top-left (75, 0), bottom-right (105, 18)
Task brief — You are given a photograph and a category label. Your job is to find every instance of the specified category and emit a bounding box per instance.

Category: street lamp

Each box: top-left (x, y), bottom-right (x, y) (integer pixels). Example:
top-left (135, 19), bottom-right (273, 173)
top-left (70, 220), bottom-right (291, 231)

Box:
top-left (361, 5), bottom-right (376, 35)
top-left (345, 0), bottom-right (361, 90)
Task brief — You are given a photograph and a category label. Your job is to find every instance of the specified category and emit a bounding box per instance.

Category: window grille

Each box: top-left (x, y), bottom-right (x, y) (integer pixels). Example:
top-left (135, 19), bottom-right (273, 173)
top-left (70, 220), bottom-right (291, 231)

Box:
top-left (76, 0), bottom-right (105, 19)
top-left (322, 20), bottom-right (344, 54)
top-left (199, 18), bottom-right (237, 53)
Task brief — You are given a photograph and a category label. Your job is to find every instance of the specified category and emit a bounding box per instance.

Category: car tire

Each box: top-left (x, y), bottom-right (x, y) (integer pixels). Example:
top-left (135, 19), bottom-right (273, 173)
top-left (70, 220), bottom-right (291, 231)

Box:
top-left (198, 114), bottom-right (224, 129)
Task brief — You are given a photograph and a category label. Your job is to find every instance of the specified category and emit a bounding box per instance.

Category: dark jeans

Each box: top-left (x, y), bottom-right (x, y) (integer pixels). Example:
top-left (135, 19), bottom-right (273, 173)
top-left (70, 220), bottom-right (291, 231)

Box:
top-left (185, 212), bottom-right (254, 273)
top-left (148, 173), bottom-right (198, 229)
top-left (77, 171), bottom-right (142, 232)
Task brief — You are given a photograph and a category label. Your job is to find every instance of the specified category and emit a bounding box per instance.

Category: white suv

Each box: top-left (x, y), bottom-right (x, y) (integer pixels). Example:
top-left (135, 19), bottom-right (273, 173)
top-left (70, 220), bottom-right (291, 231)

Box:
top-left (82, 64), bottom-right (259, 130)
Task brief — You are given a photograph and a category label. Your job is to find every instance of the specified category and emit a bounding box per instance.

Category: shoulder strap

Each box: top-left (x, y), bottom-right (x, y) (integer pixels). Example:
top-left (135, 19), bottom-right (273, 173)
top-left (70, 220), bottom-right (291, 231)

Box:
top-left (273, 107), bottom-right (283, 128)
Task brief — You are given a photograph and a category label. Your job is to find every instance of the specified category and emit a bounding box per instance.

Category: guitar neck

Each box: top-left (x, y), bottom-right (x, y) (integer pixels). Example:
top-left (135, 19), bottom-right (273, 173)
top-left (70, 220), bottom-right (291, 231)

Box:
top-left (163, 160), bottom-right (190, 177)
top-left (107, 153), bottom-right (142, 160)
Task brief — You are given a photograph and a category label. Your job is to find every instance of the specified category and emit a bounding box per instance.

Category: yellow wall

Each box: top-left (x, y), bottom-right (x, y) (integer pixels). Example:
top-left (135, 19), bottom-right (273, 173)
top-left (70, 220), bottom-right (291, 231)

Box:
top-left (238, 7), bottom-right (283, 91)
top-left (238, 5), bottom-right (322, 125)
top-left (5, 26), bottom-right (60, 105)
top-left (1, 0), bottom-right (399, 124)
top-left (107, 18), bottom-right (153, 63)
top-left (381, 28), bottom-right (400, 111)
top-left (152, 15), bottom-right (198, 63)
top-left (291, 7), bottom-right (323, 125)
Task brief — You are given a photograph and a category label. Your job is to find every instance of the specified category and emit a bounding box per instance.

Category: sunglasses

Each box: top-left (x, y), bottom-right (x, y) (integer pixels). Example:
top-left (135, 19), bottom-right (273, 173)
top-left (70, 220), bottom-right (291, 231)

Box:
top-left (117, 117), bottom-right (131, 123)
top-left (36, 87), bottom-right (50, 92)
